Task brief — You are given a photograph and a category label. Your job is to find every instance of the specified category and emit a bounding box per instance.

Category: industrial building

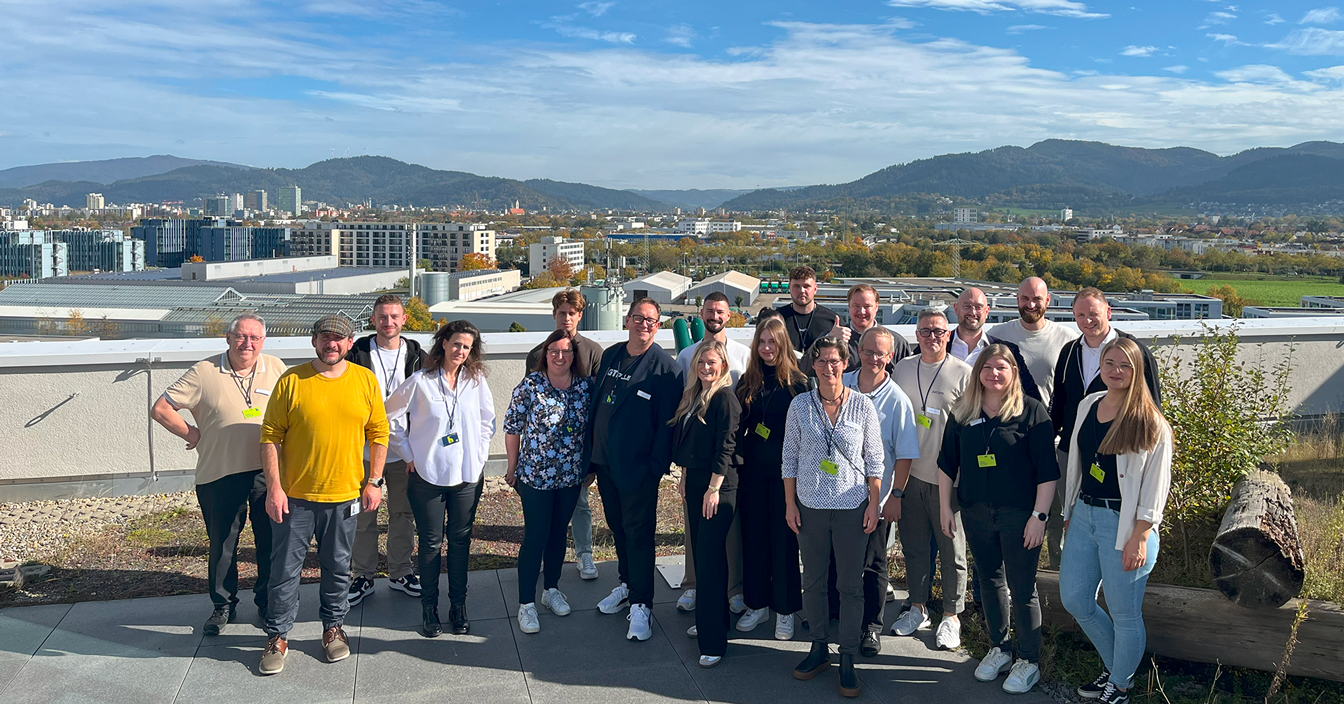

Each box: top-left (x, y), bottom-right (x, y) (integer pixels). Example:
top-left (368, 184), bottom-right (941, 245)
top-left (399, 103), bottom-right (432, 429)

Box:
top-left (425, 283), bottom-right (624, 333)
top-left (623, 271), bottom-right (691, 304)
top-left (1242, 306), bottom-right (1344, 319)
top-left (1, 230), bottom-right (144, 278)
top-left (52, 256), bottom-right (409, 296)
top-left (418, 269), bottom-right (521, 305)
top-left (685, 270), bottom-right (760, 307)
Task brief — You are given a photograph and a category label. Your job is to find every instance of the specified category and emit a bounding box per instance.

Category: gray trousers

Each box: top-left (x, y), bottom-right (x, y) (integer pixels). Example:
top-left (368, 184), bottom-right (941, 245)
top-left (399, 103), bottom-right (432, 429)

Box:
top-left (570, 482), bottom-right (593, 558)
top-left (266, 497), bottom-right (358, 638)
top-left (352, 460), bottom-right (415, 580)
top-left (896, 475), bottom-right (967, 614)
top-left (1045, 450), bottom-right (1068, 570)
top-left (682, 499), bottom-right (743, 597)
top-left (797, 501), bottom-right (868, 655)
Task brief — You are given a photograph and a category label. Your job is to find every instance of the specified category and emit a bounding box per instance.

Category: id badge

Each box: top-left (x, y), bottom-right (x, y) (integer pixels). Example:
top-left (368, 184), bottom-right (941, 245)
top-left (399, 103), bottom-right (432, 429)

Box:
top-left (1089, 462), bottom-right (1105, 482)
top-left (346, 501), bottom-right (361, 519)
top-left (441, 432), bottom-right (460, 446)
top-left (604, 390), bottom-right (616, 404)
top-left (916, 413), bottom-right (932, 429)
top-left (754, 423), bottom-right (771, 439)
top-left (977, 454), bottom-right (997, 468)
top-left (242, 407), bottom-right (261, 419)
top-left (820, 459), bottom-right (839, 476)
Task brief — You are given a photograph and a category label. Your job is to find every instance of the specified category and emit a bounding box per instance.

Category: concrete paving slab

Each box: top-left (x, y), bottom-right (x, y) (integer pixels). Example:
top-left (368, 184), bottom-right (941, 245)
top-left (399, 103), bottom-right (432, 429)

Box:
top-left (177, 637), bottom-right (359, 703)
top-left (354, 619), bottom-right (529, 703)
top-left (360, 571), bottom-right (506, 628)
top-left (497, 557), bottom-right (685, 614)
top-left (0, 604), bottom-right (71, 691)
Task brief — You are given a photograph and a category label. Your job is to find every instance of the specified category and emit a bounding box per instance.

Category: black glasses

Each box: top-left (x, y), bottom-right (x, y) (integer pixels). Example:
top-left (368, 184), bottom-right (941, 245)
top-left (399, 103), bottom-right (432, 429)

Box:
top-left (916, 328), bottom-right (948, 338)
top-left (628, 315), bottom-right (659, 328)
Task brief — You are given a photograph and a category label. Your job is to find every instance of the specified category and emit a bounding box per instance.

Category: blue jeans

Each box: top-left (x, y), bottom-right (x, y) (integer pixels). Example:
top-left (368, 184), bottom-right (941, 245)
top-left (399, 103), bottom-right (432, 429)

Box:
top-left (1059, 500), bottom-right (1159, 690)
top-left (569, 483), bottom-right (593, 557)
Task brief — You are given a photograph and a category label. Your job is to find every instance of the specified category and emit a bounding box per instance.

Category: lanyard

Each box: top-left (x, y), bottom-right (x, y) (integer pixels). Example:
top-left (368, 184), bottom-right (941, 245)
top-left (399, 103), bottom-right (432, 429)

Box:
top-left (230, 360), bottom-right (257, 408)
top-left (373, 341), bottom-right (404, 398)
top-left (792, 309), bottom-right (817, 350)
top-left (436, 367), bottom-right (462, 432)
top-left (1087, 404), bottom-right (1111, 468)
top-left (915, 356), bottom-right (948, 412)
top-left (810, 389), bottom-right (862, 470)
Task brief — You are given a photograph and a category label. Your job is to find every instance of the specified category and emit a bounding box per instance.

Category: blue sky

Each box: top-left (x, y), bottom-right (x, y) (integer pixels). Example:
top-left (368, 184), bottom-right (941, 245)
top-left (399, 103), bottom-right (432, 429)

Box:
top-left (0, 0), bottom-right (1340, 189)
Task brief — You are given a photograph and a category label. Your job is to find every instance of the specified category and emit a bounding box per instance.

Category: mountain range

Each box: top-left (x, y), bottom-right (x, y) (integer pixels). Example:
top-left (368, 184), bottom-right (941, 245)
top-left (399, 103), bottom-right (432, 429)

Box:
top-left (2, 140), bottom-right (1339, 214)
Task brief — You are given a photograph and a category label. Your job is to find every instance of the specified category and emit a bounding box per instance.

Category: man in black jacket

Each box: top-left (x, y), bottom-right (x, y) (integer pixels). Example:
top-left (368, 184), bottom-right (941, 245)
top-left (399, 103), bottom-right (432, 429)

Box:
top-left (345, 294), bottom-right (427, 604)
top-left (777, 265), bottom-right (841, 368)
top-left (1045, 287), bottom-right (1161, 568)
top-left (586, 297), bottom-right (683, 642)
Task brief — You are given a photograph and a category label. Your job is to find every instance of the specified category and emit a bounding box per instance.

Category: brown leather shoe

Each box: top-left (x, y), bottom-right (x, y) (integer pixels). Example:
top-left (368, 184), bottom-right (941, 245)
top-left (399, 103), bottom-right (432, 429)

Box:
top-left (322, 626), bottom-right (351, 662)
top-left (259, 636), bottom-right (287, 675)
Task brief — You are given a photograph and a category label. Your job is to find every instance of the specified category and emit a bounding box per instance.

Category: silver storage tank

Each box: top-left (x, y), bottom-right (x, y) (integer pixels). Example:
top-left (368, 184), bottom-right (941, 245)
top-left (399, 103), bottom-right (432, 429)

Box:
top-left (420, 271), bottom-right (453, 306)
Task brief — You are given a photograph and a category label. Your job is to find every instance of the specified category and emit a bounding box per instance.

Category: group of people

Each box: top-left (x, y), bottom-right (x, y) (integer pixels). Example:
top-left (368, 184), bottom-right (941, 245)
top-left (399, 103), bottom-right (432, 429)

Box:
top-left (152, 265), bottom-right (1171, 704)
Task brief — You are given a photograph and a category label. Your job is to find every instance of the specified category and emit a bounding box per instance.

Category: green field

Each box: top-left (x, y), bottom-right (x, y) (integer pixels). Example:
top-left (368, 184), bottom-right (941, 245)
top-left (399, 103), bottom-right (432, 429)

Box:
top-left (1189, 274), bottom-right (1344, 307)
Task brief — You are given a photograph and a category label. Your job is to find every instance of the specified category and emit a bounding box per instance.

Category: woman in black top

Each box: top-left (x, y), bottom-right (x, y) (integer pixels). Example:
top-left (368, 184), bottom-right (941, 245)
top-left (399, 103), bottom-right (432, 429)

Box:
top-left (938, 344), bottom-right (1057, 696)
top-left (671, 339), bottom-right (742, 668)
top-left (734, 316), bottom-right (811, 641)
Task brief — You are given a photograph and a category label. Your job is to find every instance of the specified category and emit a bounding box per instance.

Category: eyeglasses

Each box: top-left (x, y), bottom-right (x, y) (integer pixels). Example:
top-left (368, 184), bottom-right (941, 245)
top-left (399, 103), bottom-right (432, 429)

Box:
top-left (628, 315), bottom-right (659, 329)
top-left (960, 304), bottom-right (988, 311)
top-left (815, 359), bottom-right (845, 368)
top-left (229, 334), bottom-right (264, 343)
top-left (859, 349), bottom-right (889, 360)
top-left (546, 349), bottom-right (574, 358)
top-left (916, 328), bottom-right (948, 338)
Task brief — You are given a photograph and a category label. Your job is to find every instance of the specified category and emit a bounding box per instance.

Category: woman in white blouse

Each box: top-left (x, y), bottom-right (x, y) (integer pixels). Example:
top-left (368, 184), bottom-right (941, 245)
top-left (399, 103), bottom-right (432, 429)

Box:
top-left (385, 319), bottom-right (496, 639)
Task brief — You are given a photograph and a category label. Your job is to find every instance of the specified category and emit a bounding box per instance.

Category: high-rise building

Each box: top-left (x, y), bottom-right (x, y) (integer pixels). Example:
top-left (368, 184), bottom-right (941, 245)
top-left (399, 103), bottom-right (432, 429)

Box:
top-left (204, 195), bottom-right (232, 217)
top-left (529, 236), bottom-right (584, 276)
top-left (278, 186), bottom-right (302, 215)
top-left (317, 221), bottom-right (412, 268)
top-left (85, 193), bottom-right (105, 210)
top-left (1061, 208), bottom-right (1073, 222)
top-left (133, 217), bottom-right (289, 267)
top-left (953, 208), bottom-right (977, 224)
top-left (418, 222), bottom-right (496, 272)
top-left (227, 193), bottom-right (244, 213)
top-left (291, 222), bottom-right (340, 258)
top-left (245, 190), bottom-right (269, 211)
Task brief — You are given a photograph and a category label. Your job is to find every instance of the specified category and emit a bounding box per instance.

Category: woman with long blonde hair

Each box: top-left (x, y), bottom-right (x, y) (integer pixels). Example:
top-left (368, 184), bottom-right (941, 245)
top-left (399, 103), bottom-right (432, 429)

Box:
top-left (670, 339), bottom-right (742, 668)
top-left (1059, 337), bottom-right (1172, 704)
top-left (938, 344), bottom-right (1057, 695)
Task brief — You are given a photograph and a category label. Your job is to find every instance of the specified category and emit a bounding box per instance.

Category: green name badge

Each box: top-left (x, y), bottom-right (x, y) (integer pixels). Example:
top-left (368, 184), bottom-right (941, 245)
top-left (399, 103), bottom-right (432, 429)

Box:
top-left (977, 453), bottom-right (997, 468)
top-left (916, 413), bottom-right (932, 429)
top-left (820, 459), bottom-right (840, 476)
top-left (242, 407), bottom-right (261, 419)
top-left (754, 423), bottom-right (771, 439)
top-left (1089, 462), bottom-right (1105, 482)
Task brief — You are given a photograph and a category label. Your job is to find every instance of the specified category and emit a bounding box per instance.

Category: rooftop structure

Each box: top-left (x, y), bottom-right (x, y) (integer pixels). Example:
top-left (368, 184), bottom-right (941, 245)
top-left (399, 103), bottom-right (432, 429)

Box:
top-left (623, 271), bottom-right (692, 304)
top-left (686, 270), bottom-right (760, 307)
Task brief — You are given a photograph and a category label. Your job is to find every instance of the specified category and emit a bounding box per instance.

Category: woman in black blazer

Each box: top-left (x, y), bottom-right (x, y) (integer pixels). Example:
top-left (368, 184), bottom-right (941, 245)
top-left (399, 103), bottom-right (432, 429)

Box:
top-left (672, 339), bottom-right (742, 669)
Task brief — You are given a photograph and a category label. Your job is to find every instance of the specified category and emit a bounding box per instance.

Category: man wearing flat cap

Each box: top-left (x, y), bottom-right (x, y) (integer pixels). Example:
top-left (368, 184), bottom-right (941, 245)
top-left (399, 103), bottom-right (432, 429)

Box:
top-left (257, 315), bottom-right (391, 676)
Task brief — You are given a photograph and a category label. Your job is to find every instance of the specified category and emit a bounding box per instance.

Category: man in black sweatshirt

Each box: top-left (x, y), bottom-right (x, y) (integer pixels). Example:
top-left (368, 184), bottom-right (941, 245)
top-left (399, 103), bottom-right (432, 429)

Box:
top-left (777, 265), bottom-right (841, 371)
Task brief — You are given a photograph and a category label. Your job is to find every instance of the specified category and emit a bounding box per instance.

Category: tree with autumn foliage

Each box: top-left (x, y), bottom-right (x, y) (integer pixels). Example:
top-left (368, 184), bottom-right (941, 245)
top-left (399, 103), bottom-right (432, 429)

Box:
top-left (459, 252), bottom-right (495, 271)
top-left (547, 255), bottom-right (575, 284)
top-left (403, 296), bottom-right (436, 331)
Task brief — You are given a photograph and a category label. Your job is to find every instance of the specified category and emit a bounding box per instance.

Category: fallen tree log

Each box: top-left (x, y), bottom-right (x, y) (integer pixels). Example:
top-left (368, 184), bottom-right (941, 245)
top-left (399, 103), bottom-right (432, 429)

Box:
top-left (1037, 571), bottom-right (1344, 682)
top-left (1210, 469), bottom-right (1306, 608)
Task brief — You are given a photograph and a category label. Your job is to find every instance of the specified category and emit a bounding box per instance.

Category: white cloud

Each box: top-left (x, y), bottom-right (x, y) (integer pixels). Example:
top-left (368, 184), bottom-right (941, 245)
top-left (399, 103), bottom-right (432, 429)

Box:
top-left (1007, 24), bottom-right (1048, 32)
top-left (1300, 7), bottom-right (1342, 24)
top-left (665, 23), bottom-right (695, 47)
top-left (1120, 45), bottom-right (1157, 56)
top-left (1198, 10), bottom-right (1237, 28)
top-left (1163, 65), bottom-right (1188, 74)
top-left (1264, 13), bottom-right (1285, 24)
top-left (578, 2), bottom-right (614, 17)
top-left (1206, 33), bottom-right (1244, 45)
top-left (885, 0), bottom-right (1107, 19)
top-left (1303, 65), bottom-right (1344, 82)
top-left (1216, 64), bottom-right (1296, 84)
top-left (1266, 27), bottom-right (1344, 55)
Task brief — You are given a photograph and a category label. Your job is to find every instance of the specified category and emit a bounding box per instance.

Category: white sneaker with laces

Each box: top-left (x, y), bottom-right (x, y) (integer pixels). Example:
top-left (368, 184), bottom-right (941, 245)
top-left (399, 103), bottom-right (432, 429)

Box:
top-left (935, 618), bottom-right (962, 649)
top-left (686, 624), bottom-right (698, 638)
top-left (699, 655), bottom-right (722, 668)
top-left (774, 613), bottom-right (795, 641)
top-left (890, 606), bottom-right (931, 636)
top-left (598, 583), bottom-right (630, 614)
top-left (728, 594), bottom-right (747, 614)
top-left (577, 554), bottom-right (599, 580)
top-left (517, 603), bottom-right (540, 634)
top-left (1002, 659), bottom-right (1040, 694)
top-left (626, 604), bottom-right (652, 641)
top-left (736, 607), bottom-right (769, 632)
top-left (677, 589), bottom-right (696, 612)
top-left (542, 588), bottom-right (571, 616)
top-left (974, 647), bottom-right (1013, 682)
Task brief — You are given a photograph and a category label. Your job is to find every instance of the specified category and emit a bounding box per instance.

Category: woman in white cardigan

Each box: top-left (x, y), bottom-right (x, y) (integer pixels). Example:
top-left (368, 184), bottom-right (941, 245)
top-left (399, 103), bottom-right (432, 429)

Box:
top-left (385, 320), bottom-right (496, 639)
top-left (1059, 337), bottom-right (1171, 704)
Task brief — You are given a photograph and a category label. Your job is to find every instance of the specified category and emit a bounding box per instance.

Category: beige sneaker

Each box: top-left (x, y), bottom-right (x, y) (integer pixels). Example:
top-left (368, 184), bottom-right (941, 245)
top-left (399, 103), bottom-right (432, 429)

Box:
top-left (259, 636), bottom-right (287, 675)
top-left (322, 626), bottom-right (350, 662)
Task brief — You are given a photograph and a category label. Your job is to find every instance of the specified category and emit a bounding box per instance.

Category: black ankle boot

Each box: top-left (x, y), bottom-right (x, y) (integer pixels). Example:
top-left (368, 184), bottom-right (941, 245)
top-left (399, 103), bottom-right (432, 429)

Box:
top-left (839, 654), bottom-right (860, 697)
top-left (421, 605), bottom-right (442, 638)
top-left (793, 641), bottom-right (831, 680)
top-left (449, 603), bottom-right (469, 635)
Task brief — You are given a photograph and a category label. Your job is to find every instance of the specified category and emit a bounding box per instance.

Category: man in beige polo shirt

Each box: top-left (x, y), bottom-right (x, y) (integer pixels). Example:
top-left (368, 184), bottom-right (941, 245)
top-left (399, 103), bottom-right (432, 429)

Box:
top-left (151, 313), bottom-right (287, 635)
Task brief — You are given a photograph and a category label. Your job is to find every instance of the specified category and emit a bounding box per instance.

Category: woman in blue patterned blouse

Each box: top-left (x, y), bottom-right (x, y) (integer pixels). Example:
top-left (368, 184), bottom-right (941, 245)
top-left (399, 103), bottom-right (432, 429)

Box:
top-left (504, 329), bottom-right (595, 635)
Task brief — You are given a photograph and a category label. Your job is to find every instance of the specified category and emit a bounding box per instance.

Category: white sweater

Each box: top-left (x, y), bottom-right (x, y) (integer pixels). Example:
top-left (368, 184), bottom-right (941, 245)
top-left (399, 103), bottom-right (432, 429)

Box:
top-left (1063, 392), bottom-right (1173, 551)
top-left (385, 367), bottom-right (496, 487)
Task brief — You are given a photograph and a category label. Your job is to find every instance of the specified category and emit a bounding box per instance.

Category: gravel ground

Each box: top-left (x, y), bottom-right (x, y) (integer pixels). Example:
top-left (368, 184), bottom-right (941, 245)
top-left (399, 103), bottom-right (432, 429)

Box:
top-left (0, 493), bottom-right (199, 564)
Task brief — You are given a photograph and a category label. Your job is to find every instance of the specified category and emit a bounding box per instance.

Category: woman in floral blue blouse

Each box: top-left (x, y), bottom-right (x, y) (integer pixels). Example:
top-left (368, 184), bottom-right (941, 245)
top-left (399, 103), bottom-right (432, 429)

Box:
top-left (505, 329), bottom-right (595, 634)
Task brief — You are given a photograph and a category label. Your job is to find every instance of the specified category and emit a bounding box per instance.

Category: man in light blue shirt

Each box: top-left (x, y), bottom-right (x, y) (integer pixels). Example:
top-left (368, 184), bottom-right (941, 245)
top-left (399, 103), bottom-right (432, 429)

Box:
top-left (842, 326), bottom-right (920, 657)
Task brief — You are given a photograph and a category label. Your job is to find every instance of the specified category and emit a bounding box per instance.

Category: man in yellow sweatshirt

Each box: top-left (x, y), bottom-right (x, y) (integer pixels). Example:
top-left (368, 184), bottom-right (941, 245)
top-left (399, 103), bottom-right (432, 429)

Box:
top-left (257, 315), bottom-right (390, 676)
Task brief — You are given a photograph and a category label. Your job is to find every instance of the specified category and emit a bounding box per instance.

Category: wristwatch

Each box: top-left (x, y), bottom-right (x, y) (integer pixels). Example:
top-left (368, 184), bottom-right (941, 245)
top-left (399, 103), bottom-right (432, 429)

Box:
top-left (369, 476), bottom-right (386, 489)
top-left (1032, 510), bottom-right (1048, 522)
top-left (889, 488), bottom-right (905, 500)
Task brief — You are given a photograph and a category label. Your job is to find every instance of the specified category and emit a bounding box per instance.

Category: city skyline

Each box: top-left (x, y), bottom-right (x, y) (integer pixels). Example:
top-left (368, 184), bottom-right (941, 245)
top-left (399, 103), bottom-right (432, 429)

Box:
top-left (1, 0), bottom-right (1340, 190)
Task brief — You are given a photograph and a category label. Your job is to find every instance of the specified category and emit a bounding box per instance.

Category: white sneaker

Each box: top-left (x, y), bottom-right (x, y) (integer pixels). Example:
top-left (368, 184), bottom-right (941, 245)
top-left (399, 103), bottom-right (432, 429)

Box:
top-left (736, 607), bottom-right (769, 632)
top-left (578, 554), bottom-right (599, 580)
top-left (687, 624), bottom-right (698, 638)
top-left (774, 613), bottom-right (795, 641)
top-left (598, 583), bottom-right (630, 614)
top-left (935, 618), bottom-right (962, 650)
top-left (699, 655), bottom-right (722, 668)
top-left (890, 606), bottom-right (931, 636)
top-left (729, 594), bottom-right (747, 614)
top-left (626, 604), bottom-right (652, 641)
top-left (1003, 659), bottom-right (1040, 694)
top-left (517, 603), bottom-right (540, 634)
top-left (885, 583), bottom-right (898, 602)
top-left (975, 647), bottom-right (1014, 682)
top-left (542, 588), bottom-right (571, 616)
top-left (677, 589), bottom-right (696, 612)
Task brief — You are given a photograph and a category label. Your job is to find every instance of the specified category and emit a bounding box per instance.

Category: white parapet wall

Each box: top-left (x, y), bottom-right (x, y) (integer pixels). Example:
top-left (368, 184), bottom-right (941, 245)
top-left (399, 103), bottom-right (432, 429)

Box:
top-left (1, 319), bottom-right (1342, 501)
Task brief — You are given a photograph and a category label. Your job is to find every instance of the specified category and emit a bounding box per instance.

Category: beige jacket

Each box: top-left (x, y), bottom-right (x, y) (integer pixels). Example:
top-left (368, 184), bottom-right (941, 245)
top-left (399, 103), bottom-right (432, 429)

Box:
top-left (1063, 392), bottom-right (1173, 551)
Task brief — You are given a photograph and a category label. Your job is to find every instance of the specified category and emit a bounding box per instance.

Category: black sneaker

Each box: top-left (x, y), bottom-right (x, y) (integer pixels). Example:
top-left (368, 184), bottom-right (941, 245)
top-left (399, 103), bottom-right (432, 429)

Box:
top-left (203, 606), bottom-right (235, 636)
top-left (1078, 669), bottom-right (1112, 699)
top-left (348, 576), bottom-right (374, 605)
top-left (389, 574), bottom-right (422, 596)
top-left (859, 626), bottom-right (881, 657)
top-left (1098, 683), bottom-right (1130, 704)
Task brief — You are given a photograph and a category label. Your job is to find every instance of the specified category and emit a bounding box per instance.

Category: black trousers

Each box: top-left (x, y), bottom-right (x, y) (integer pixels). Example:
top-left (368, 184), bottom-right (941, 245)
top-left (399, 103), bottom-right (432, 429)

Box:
top-left (407, 472), bottom-right (482, 609)
top-left (516, 482), bottom-right (582, 605)
top-left (738, 470), bottom-right (802, 615)
top-left (195, 469), bottom-right (271, 611)
top-left (685, 466), bottom-right (736, 658)
top-left (826, 517), bottom-right (890, 632)
top-left (593, 464), bottom-right (661, 607)
top-left (961, 502), bottom-right (1043, 662)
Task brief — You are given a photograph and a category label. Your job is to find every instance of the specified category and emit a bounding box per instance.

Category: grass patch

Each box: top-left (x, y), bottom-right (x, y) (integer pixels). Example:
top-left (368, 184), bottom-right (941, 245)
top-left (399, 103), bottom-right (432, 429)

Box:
top-left (125, 528), bottom-right (176, 548)
top-left (1192, 275), bottom-right (1344, 307)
